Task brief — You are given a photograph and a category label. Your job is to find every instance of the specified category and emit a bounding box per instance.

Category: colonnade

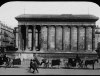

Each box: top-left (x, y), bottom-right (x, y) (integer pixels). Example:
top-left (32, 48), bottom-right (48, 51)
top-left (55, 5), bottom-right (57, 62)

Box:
top-left (18, 25), bottom-right (95, 52)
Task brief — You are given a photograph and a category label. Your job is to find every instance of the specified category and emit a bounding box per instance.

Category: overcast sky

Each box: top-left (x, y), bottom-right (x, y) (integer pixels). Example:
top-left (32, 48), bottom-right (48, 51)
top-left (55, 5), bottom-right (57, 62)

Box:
top-left (0, 1), bottom-right (100, 29)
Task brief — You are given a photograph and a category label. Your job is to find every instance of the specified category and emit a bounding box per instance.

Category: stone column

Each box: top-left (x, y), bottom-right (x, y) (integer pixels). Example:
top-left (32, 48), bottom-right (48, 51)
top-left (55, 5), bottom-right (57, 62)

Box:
top-left (48, 25), bottom-right (55, 52)
top-left (20, 26), bottom-right (23, 51)
top-left (18, 25), bottom-right (21, 51)
top-left (25, 25), bottom-right (28, 51)
top-left (84, 26), bottom-right (87, 51)
top-left (39, 25), bottom-right (41, 51)
top-left (40, 25), bottom-right (43, 52)
top-left (62, 26), bottom-right (64, 50)
top-left (55, 25), bottom-right (56, 50)
top-left (20, 25), bottom-right (23, 51)
top-left (86, 26), bottom-right (92, 52)
top-left (56, 25), bottom-right (62, 51)
top-left (40, 25), bottom-right (48, 52)
top-left (31, 26), bottom-right (33, 51)
top-left (47, 26), bottom-right (49, 51)
top-left (71, 26), bottom-right (77, 51)
top-left (78, 26), bottom-right (85, 52)
top-left (63, 26), bottom-right (70, 52)
top-left (32, 26), bottom-right (36, 51)
top-left (92, 26), bottom-right (95, 51)
top-left (77, 26), bottom-right (79, 51)
top-left (69, 26), bottom-right (71, 51)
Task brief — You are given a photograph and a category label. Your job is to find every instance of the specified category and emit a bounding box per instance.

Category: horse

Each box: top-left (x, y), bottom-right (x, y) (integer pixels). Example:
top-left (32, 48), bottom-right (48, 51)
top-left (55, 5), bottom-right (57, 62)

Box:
top-left (83, 58), bottom-right (99, 69)
top-left (40, 58), bottom-right (49, 68)
top-left (0, 54), bottom-right (10, 67)
top-left (0, 56), bottom-right (4, 65)
top-left (1, 54), bottom-right (10, 67)
top-left (74, 55), bottom-right (83, 68)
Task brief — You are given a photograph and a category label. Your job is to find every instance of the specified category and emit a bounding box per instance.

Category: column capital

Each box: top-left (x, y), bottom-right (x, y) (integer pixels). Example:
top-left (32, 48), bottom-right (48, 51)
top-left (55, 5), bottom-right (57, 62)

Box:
top-left (59, 25), bottom-right (63, 27)
top-left (52, 25), bottom-right (56, 27)
top-left (41, 25), bottom-right (47, 27)
top-left (66, 25), bottom-right (71, 28)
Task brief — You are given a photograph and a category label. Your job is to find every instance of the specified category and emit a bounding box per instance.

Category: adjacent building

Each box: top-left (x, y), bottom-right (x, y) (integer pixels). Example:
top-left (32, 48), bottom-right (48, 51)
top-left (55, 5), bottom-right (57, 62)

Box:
top-left (0, 21), bottom-right (15, 52)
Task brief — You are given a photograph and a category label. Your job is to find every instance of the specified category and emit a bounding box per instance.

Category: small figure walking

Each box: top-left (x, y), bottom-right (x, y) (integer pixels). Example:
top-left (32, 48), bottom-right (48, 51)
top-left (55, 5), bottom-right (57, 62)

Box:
top-left (29, 59), bottom-right (39, 73)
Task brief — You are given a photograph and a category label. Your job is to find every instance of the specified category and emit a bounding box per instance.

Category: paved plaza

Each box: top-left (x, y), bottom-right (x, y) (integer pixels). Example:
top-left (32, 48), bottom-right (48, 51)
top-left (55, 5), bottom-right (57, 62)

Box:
top-left (1, 66), bottom-right (100, 75)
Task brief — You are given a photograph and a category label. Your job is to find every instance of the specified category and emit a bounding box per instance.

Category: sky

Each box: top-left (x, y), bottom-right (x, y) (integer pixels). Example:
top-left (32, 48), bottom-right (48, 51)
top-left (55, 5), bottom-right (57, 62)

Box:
top-left (0, 1), bottom-right (100, 29)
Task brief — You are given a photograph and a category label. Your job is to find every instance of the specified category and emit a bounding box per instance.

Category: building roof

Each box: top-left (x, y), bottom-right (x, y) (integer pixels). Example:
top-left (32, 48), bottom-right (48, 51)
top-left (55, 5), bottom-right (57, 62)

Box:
top-left (15, 14), bottom-right (99, 22)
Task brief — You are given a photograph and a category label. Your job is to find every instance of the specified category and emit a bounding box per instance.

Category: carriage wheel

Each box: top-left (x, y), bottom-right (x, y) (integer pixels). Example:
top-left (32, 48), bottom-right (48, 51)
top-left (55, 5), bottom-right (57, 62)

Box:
top-left (93, 64), bottom-right (94, 70)
top-left (5, 62), bottom-right (9, 68)
top-left (64, 63), bottom-right (67, 68)
top-left (76, 62), bottom-right (83, 69)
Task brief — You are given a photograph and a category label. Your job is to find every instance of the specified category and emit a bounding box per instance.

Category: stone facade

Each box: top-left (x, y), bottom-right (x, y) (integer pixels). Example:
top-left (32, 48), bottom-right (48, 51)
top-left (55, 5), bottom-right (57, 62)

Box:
top-left (15, 14), bottom-right (98, 53)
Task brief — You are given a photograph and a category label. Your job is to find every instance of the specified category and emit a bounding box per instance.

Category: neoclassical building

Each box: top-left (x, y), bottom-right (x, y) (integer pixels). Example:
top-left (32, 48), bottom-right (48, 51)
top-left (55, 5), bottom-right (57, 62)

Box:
top-left (15, 14), bottom-right (99, 54)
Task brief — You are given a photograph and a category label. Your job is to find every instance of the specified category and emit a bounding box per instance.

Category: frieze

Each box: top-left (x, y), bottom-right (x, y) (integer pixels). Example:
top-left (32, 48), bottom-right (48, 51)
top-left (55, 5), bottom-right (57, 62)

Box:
top-left (18, 21), bottom-right (95, 26)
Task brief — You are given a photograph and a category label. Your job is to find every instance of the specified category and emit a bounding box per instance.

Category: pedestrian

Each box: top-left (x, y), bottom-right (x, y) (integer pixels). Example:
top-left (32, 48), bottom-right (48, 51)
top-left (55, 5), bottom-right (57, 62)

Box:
top-left (33, 53), bottom-right (40, 65)
top-left (29, 59), bottom-right (33, 70)
top-left (29, 59), bottom-right (39, 73)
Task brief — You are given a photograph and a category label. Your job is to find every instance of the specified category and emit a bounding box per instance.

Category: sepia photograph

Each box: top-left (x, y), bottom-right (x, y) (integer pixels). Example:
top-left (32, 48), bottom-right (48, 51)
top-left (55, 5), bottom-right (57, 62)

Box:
top-left (0, 1), bottom-right (100, 75)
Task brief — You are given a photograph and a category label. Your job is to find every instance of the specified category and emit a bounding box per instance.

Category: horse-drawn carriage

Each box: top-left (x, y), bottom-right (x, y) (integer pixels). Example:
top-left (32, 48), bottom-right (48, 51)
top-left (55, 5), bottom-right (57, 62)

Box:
top-left (0, 54), bottom-right (21, 68)
top-left (36, 54), bottom-right (99, 70)
top-left (63, 56), bottom-right (99, 69)
top-left (5, 58), bottom-right (21, 68)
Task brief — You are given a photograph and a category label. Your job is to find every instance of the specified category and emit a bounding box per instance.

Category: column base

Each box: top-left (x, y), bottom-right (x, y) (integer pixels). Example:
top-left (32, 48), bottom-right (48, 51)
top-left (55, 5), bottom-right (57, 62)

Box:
top-left (25, 48), bottom-right (30, 52)
top-left (92, 50), bottom-right (97, 53)
top-left (17, 49), bottom-right (22, 52)
top-left (32, 48), bottom-right (36, 52)
top-left (38, 49), bottom-right (44, 53)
